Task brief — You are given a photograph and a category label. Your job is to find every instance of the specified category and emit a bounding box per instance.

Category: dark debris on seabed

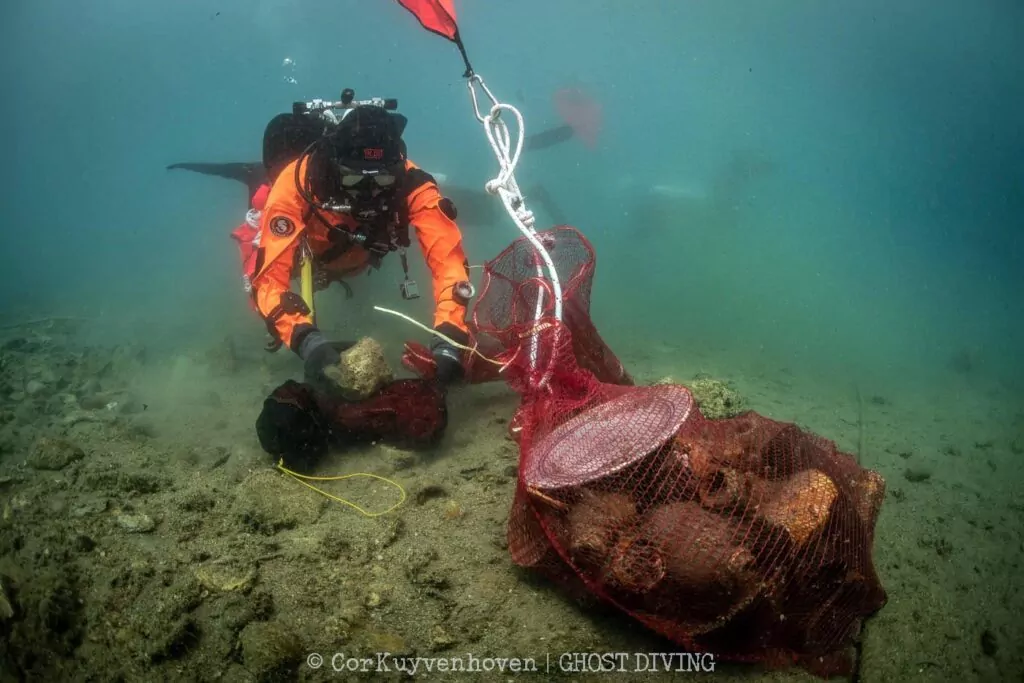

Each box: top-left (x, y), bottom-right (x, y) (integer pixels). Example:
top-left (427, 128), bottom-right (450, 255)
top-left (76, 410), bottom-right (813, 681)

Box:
top-left (0, 325), bottom-right (643, 682)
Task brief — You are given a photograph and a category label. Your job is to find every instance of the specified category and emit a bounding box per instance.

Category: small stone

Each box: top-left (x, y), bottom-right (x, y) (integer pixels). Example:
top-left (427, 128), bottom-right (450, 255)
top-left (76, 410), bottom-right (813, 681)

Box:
top-left (74, 535), bottom-right (96, 552)
top-left (239, 621), bottom-right (303, 680)
top-left (981, 629), bottom-right (998, 657)
top-left (71, 500), bottom-right (108, 517)
top-left (379, 445), bottom-right (415, 471)
top-left (116, 512), bottom-right (155, 533)
top-left (80, 393), bottom-right (110, 410)
top-left (25, 380), bottom-right (46, 396)
top-left (443, 499), bottom-right (464, 519)
top-left (195, 563), bottom-right (256, 593)
top-left (415, 484), bottom-right (447, 505)
top-left (27, 437), bottom-right (85, 470)
top-left (903, 468), bottom-right (931, 483)
top-left (62, 410), bottom-right (115, 427)
top-left (0, 579), bottom-right (13, 620)
top-left (430, 625), bottom-right (455, 651)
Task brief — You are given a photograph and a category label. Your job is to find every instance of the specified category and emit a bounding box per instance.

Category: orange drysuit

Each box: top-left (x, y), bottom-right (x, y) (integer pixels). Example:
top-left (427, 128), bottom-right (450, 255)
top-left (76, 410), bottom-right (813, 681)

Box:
top-left (250, 157), bottom-right (470, 351)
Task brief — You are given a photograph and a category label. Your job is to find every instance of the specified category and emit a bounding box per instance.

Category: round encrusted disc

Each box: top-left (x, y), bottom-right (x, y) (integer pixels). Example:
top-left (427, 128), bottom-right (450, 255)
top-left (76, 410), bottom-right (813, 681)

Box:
top-left (523, 384), bottom-right (695, 491)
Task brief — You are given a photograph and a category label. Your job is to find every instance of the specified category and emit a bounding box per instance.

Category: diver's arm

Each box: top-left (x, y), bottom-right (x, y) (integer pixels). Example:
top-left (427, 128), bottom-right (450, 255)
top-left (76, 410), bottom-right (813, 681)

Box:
top-left (250, 199), bottom-right (314, 352)
top-left (404, 166), bottom-right (471, 344)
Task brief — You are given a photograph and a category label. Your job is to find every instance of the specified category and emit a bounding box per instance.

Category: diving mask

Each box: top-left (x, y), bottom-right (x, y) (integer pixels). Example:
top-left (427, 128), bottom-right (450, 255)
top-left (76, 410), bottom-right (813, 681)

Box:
top-left (340, 169), bottom-right (398, 189)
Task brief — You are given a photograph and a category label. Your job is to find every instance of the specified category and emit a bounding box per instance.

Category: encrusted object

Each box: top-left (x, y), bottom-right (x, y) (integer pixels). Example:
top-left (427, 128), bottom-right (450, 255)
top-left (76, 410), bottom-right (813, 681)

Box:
top-left (323, 337), bottom-right (394, 400)
top-left (750, 469), bottom-right (838, 545)
top-left (850, 469), bottom-right (886, 525)
top-left (567, 489), bottom-right (637, 564)
top-left (644, 502), bottom-right (755, 592)
top-left (687, 377), bottom-right (746, 419)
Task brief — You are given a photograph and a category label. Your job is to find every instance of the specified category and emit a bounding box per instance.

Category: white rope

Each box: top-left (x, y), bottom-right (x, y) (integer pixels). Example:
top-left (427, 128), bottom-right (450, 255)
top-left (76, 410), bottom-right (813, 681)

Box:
top-left (466, 73), bottom-right (563, 391)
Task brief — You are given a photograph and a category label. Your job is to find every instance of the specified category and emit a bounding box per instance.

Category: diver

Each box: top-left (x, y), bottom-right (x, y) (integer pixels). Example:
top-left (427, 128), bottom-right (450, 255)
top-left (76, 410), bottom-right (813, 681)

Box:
top-left (166, 85), bottom-right (599, 234)
top-left (247, 94), bottom-right (472, 390)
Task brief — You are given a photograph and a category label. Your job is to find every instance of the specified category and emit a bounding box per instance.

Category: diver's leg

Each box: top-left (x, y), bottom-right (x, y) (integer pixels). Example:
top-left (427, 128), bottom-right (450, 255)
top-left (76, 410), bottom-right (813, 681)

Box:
top-left (524, 124), bottom-right (574, 151)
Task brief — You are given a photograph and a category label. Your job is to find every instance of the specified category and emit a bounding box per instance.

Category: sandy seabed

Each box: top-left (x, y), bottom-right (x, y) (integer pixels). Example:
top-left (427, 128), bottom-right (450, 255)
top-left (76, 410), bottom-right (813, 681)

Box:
top-left (0, 321), bottom-right (1020, 682)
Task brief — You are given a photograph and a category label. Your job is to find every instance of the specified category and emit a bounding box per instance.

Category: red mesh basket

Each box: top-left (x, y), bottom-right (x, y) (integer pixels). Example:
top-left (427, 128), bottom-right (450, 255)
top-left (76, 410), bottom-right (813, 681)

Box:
top-left (408, 226), bottom-right (886, 676)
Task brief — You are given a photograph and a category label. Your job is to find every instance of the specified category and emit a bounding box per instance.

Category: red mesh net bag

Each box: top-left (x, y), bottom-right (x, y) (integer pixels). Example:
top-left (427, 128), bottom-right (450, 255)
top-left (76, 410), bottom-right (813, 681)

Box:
top-left (256, 378), bottom-right (447, 473)
top-left (401, 225), bottom-right (631, 389)
top-left (446, 226), bottom-right (888, 677)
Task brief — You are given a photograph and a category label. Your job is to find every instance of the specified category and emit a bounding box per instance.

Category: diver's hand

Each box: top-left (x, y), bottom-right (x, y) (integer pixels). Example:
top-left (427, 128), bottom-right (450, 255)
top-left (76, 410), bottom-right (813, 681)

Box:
top-left (431, 339), bottom-right (464, 387)
top-left (297, 331), bottom-right (342, 391)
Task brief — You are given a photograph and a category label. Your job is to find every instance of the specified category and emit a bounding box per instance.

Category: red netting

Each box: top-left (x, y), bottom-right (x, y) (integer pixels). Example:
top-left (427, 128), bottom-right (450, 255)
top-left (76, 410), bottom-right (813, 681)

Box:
top-left (402, 226), bottom-right (631, 393)
top-left (256, 378), bottom-right (447, 473)
top-left (459, 226), bottom-right (887, 677)
top-left (314, 378), bottom-right (447, 447)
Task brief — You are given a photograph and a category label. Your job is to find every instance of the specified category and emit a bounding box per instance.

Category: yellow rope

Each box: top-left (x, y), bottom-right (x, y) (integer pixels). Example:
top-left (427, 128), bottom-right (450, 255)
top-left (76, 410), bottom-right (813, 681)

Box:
top-left (276, 459), bottom-right (407, 517)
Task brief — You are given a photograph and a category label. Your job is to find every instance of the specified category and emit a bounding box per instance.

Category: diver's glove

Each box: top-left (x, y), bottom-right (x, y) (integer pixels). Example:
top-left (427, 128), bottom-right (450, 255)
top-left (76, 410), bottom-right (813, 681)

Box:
top-left (431, 324), bottom-right (467, 387)
top-left (297, 330), bottom-right (342, 392)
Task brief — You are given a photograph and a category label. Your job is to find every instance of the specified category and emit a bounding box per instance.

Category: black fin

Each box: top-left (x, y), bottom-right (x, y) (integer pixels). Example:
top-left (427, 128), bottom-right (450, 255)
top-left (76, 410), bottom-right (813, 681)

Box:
top-left (166, 161), bottom-right (268, 201)
top-left (524, 124), bottom-right (574, 151)
top-left (527, 182), bottom-right (567, 226)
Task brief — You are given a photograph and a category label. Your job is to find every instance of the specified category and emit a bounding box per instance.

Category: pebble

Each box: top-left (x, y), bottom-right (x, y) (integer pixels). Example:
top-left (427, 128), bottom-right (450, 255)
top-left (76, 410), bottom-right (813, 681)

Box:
top-left (116, 513), bottom-right (155, 533)
top-left (80, 378), bottom-right (102, 395)
top-left (27, 437), bottom-right (85, 471)
top-left (903, 468), bottom-right (932, 483)
top-left (25, 380), bottom-right (46, 396)
top-left (981, 629), bottom-right (998, 656)
top-left (430, 625), bottom-right (455, 651)
top-left (0, 579), bottom-right (13, 620)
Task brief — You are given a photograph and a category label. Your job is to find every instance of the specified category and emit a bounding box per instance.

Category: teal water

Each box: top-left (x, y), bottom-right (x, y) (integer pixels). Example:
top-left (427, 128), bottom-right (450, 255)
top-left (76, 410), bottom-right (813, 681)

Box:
top-left (2, 0), bottom-right (1022, 679)
top-left (3, 0), bottom-right (1020, 397)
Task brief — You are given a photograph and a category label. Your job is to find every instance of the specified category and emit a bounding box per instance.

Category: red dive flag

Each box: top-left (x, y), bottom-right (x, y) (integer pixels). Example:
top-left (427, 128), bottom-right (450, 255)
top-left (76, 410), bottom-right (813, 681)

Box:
top-left (394, 0), bottom-right (474, 76)
top-left (395, 0), bottom-right (459, 41)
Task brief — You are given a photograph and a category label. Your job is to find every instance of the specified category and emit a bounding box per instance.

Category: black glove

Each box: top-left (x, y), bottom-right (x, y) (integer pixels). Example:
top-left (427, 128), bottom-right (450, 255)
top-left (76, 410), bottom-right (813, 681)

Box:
top-left (297, 330), bottom-right (344, 392)
top-left (431, 338), bottom-right (464, 386)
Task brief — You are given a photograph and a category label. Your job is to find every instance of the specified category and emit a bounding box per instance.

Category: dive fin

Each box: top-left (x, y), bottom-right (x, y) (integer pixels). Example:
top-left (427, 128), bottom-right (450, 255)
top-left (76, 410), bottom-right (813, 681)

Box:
top-left (527, 182), bottom-right (568, 226)
top-left (166, 161), bottom-right (268, 200)
top-left (441, 185), bottom-right (502, 227)
top-left (524, 124), bottom-right (574, 152)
